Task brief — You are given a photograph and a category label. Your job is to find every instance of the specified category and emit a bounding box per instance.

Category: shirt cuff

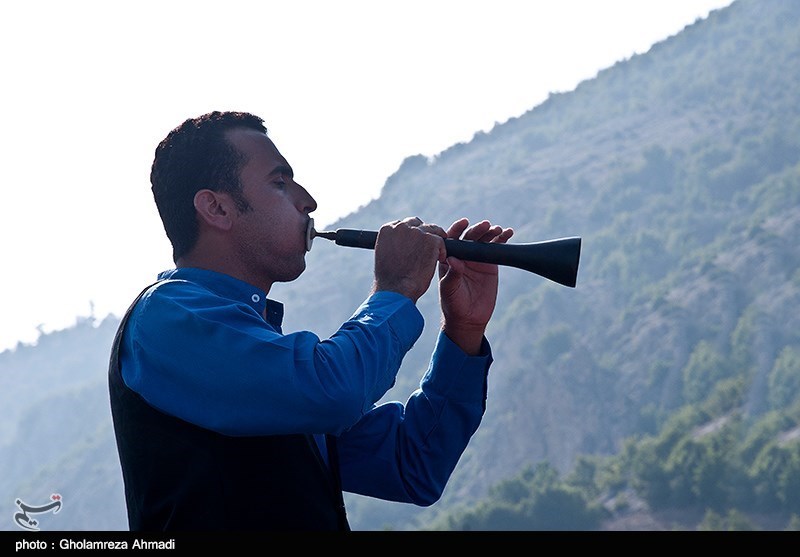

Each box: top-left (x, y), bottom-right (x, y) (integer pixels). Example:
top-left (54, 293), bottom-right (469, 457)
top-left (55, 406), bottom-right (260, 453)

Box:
top-left (351, 290), bottom-right (424, 351)
top-left (420, 330), bottom-right (493, 404)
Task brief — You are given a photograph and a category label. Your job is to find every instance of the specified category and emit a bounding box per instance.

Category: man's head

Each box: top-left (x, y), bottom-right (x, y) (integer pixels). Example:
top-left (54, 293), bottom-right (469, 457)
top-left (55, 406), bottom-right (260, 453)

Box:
top-left (150, 111), bottom-right (317, 290)
top-left (150, 111), bottom-right (266, 262)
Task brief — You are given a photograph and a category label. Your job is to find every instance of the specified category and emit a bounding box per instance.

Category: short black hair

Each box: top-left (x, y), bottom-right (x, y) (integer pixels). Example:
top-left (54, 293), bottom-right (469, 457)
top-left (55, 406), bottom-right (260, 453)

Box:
top-left (150, 111), bottom-right (267, 261)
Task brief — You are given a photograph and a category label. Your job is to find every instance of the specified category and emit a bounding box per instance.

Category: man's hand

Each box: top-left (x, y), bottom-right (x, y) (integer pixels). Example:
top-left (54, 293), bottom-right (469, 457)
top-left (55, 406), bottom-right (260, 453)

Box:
top-left (439, 218), bottom-right (514, 355)
top-left (373, 217), bottom-right (447, 303)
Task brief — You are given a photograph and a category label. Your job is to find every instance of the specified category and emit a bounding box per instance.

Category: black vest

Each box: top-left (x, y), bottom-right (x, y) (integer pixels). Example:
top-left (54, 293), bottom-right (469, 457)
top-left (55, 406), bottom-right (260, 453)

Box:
top-left (108, 283), bottom-right (349, 531)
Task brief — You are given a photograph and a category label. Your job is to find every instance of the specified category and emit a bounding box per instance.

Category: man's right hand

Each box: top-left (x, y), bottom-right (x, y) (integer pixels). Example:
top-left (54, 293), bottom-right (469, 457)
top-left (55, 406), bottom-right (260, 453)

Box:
top-left (372, 217), bottom-right (447, 303)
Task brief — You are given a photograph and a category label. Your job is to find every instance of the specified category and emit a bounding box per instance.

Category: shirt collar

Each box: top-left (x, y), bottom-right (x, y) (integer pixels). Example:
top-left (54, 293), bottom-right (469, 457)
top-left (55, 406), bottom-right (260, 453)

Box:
top-left (156, 267), bottom-right (284, 329)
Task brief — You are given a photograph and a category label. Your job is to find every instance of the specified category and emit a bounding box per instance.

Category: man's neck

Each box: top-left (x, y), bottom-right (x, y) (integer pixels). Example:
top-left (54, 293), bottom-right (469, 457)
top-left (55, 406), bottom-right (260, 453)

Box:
top-left (175, 255), bottom-right (273, 297)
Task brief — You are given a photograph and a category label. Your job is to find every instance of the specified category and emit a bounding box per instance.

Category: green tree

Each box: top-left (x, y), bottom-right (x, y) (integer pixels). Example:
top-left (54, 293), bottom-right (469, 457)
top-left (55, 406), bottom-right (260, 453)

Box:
top-left (768, 346), bottom-right (800, 410)
top-left (749, 443), bottom-right (800, 511)
top-left (682, 340), bottom-right (731, 404)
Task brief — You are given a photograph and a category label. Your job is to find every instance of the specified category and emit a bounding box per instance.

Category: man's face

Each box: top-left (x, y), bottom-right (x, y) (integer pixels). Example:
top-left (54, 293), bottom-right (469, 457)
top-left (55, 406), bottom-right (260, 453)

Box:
top-left (225, 128), bottom-right (317, 286)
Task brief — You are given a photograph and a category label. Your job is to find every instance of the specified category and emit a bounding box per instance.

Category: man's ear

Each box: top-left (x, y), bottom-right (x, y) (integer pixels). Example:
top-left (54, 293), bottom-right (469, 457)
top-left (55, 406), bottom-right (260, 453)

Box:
top-left (193, 189), bottom-right (234, 231)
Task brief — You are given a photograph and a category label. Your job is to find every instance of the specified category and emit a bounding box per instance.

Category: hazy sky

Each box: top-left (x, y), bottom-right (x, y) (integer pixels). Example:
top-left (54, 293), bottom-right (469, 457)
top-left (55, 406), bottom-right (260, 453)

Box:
top-left (0, 0), bottom-right (734, 352)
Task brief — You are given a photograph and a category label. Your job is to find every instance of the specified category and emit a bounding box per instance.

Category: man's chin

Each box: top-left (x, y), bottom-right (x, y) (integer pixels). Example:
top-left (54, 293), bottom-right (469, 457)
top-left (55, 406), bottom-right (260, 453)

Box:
top-left (275, 261), bottom-right (306, 284)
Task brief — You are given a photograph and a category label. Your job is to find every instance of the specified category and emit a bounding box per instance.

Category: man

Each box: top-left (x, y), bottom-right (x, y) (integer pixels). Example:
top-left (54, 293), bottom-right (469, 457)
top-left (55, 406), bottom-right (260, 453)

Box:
top-left (109, 110), bottom-right (513, 531)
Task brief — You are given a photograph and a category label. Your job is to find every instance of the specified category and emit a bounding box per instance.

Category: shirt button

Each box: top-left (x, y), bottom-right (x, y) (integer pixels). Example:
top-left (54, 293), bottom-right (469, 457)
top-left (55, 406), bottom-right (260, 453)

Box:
top-left (251, 294), bottom-right (260, 303)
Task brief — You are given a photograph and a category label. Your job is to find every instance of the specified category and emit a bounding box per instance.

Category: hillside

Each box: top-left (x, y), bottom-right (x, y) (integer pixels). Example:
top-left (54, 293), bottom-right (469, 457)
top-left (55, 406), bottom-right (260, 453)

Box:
top-left (1, 0), bottom-right (798, 531)
top-left (280, 0), bottom-right (800, 529)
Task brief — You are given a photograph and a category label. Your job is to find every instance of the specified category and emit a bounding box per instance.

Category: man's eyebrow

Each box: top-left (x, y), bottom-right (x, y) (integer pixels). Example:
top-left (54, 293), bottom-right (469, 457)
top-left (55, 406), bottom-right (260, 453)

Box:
top-left (269, 164), bottom-right (294, 178)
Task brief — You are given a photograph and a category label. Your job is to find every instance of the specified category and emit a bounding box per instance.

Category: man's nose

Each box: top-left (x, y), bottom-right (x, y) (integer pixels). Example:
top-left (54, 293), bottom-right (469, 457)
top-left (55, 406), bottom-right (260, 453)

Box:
top-left (296, 182), bottom-right (317, 213)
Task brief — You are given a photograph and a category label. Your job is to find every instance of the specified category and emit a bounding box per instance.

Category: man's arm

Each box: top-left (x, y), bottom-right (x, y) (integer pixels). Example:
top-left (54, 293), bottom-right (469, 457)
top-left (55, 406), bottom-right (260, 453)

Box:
top-left (438, 218), bottom-right (514, 354)
top-left (336, 218), bottom-right (512, 505)
top-left (336, 331), bottom-right (492, 505)
top-left (120, 283), bottom-right (423, 436)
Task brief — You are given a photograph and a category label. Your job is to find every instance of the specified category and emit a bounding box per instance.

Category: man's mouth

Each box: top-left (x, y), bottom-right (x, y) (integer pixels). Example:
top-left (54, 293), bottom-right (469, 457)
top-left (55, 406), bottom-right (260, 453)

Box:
top-left (305, 218), bottom-right (314, 252)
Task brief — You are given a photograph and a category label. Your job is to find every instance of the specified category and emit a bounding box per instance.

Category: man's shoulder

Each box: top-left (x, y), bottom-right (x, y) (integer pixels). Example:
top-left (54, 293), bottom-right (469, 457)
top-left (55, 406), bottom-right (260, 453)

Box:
top-left (133, 277), bottom-right (212, 315)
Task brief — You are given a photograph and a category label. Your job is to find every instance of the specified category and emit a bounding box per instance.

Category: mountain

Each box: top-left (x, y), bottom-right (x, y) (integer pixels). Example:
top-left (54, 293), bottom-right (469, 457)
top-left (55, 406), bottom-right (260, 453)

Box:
top-left (0, 317), bottom-right (128, 530)
top-left (1, 0), bottom-right (797, 531)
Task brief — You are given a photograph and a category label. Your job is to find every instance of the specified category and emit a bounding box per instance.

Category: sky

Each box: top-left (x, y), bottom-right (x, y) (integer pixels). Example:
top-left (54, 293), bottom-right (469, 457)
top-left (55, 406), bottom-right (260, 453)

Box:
top-left (0, 0), bottom-right (735, 353)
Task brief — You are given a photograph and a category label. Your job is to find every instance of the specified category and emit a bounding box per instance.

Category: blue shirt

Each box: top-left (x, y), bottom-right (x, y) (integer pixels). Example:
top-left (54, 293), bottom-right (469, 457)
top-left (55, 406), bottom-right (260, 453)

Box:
top-left (120, 267), bottom-right (492, 505)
